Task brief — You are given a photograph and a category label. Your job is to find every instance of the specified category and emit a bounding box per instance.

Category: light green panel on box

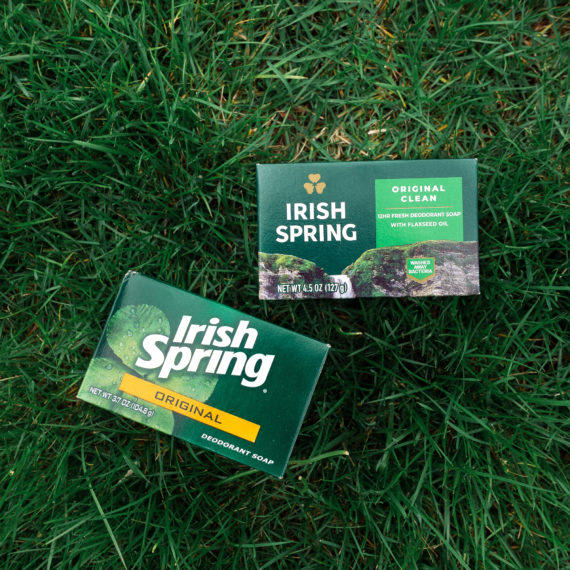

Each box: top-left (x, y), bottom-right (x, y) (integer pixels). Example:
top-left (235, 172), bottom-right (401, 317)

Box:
top-left (375, 177), bottom-right (463, 248)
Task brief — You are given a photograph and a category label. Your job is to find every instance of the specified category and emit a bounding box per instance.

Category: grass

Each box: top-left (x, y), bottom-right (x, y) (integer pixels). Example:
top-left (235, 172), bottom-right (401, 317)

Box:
top-left (1, 0), bottom-right (568, 568)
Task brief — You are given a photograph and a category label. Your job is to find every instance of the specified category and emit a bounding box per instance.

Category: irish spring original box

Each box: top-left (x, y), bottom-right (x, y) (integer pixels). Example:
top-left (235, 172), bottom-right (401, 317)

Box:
top-left (257, 159), bottom-right (479, 299)
top-left (77, 272), bottom-right (329, 477)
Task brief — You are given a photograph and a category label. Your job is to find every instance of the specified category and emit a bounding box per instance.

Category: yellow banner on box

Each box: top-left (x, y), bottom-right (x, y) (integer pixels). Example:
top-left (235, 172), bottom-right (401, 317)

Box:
top-left (119, 373), bottom-right (260, 443)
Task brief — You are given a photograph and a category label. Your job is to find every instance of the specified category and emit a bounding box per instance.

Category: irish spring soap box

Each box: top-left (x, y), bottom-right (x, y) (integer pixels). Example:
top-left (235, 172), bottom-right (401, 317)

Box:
top-left (77, 272), bottom-right (329, 477)
top-left (257, 159), bottom-right (479, 299)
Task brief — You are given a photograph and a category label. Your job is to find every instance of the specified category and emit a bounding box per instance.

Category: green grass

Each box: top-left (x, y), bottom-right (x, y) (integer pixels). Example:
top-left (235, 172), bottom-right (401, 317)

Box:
top-left (1, 0), bottom-right (568, 568)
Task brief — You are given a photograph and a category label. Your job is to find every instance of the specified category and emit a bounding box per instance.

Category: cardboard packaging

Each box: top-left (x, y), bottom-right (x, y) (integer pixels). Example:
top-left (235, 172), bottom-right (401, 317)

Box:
top-left (257, 159), bottom-right (479, 299)
top-left (77, 272), bottom-right (329, 477)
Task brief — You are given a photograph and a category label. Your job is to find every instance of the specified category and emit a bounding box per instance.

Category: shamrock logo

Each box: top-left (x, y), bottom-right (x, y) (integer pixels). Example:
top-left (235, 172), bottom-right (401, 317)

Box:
top-left (303, 173), bottom-right (326, 195)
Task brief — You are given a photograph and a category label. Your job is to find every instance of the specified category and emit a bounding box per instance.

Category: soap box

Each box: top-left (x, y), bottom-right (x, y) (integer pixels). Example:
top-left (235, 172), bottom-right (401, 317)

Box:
top-left (257, 159), bottom-right (479, 299)
top-left (77, 272), bottom-right (329, 477)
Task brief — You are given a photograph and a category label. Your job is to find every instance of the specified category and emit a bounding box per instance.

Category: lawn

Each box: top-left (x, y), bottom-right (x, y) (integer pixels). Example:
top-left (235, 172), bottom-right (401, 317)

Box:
top-left (1, 1), bottom-right (568, 568)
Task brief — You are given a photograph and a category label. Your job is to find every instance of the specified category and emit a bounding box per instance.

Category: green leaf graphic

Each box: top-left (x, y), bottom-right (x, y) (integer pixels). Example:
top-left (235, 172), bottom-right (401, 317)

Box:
top-left (106, 304), bottom-right (170, 372)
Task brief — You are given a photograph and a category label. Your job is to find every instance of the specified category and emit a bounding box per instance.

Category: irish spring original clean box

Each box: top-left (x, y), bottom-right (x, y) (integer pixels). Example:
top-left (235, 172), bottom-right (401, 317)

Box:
top-left (77, 272), bottom-right (329, 477)
top-left (257, 159), bottom-right (479, 299)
